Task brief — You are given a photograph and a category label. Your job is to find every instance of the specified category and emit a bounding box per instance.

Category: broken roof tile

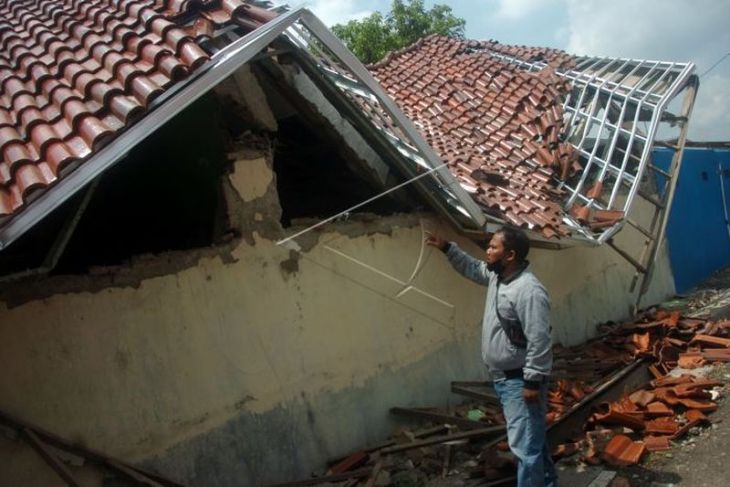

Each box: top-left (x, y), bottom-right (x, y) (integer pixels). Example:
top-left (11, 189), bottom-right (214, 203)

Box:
top-left (592, 407), bottom-right (645, 431)
top-left (645, 417), bottom-right (680, 435)
top-left (368, 35), bottom-right (578, 237)
top-left (628, 389), bottom-right (656, 408)
top-left (645, 401), bottom-right (675, 417)
top-left (602, 435), bottom-right (646, 467)
top-left (644, 435), bottom-right (672, 452)
top-left (689, 334), bottom-right (730, 348)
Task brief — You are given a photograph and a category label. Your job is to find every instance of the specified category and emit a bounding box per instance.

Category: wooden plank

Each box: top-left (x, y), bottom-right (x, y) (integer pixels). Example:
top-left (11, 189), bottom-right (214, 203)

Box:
top-left (379, 425), bottom-right (505, 455)
top-left (0, 409), bottom-right (184, 487)
top-left (23, 428), bottom-right (83, 487)
top-left (269, 467), bottom-right (372, 487)
top-left (327, 424), bottom-right (448, 466)
top-left (363, 460), bottom-right (383, 487)
top-left (328, 450), bottom-right (368, 475)
top-left (390, 407), bottom-right (492, 430)
top-left (107, 459), bottom-right (163, 487)
top-left (450, 384), bottom-right (501, 406)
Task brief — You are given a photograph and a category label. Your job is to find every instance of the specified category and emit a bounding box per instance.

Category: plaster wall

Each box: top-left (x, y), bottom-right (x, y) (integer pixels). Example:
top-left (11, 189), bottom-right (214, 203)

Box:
top-left (0, 152), bottom-right (674, 485)
top-left (0, 62), bottom-right (676, 484)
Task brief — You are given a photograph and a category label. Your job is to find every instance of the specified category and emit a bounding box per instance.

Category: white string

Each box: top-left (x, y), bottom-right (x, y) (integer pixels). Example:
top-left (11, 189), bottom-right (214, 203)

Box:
top-left (324, 245), bottom-right (455, 310)
top-left (276, 163), bottom-right (448, 247)
top-left (299, 249), bottom-right (456, 330)
top-left (394, 217), bottom-right (431, 298)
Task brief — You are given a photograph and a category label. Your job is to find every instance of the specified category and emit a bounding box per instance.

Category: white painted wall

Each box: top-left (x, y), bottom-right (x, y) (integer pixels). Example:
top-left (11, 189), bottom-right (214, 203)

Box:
top-left (0, 63), bottom-right (676, 484)
top-left (0, 153), bottom-right (674, 485)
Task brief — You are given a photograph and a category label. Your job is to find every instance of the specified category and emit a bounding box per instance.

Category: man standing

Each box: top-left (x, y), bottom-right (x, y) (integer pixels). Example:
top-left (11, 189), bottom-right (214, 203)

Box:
top-left (426, 227), bottom-right (556, 487)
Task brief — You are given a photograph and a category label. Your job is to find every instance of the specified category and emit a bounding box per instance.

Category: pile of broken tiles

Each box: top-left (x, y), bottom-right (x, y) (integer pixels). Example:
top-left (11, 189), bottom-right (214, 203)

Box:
top-left (274, 310), bottom-right (730, 486)
top-left (554, 310), bottom-right (729, 468)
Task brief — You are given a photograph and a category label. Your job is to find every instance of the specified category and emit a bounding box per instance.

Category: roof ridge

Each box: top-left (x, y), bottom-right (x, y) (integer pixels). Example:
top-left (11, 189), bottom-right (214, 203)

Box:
top-left (367, 34), bottom-right (445, 70)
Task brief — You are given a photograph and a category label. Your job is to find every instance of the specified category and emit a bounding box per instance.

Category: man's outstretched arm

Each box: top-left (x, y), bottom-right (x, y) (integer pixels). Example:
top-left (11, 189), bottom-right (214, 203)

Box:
top-left (425, 234), bottom-right (491, 286)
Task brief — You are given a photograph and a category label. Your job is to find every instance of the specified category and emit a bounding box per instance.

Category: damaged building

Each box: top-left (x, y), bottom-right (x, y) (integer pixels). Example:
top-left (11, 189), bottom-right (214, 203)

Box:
top-left (0, 1), bottom-right (698, 485)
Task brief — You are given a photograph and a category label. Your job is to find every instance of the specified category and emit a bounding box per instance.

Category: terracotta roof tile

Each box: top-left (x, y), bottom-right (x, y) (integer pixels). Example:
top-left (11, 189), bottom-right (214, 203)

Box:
top-left (543, 310), bottom-right (730, 468)
top-left (644, 435), bottom-right (671, 452)
top-left (628, 389), bottom-right (655, 408)
top-left (592, 406), bottom-right (645, 431)
top-left (602, 434), bottom-right (646, 467)
top-left (0, 0), bottom-right (277, 226)
top-left (366, 35), bottom-right (578, 238)
top-left (645, 401), bottom-right (674, 417)
top-left (645, 417), bottom-right (680, 435)
top-left (689, 334), bottom-right (730, 348)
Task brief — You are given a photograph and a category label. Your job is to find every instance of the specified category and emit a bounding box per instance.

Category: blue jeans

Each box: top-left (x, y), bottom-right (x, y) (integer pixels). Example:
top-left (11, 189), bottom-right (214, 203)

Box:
top-left (494, 378), bottom-right (557, 487)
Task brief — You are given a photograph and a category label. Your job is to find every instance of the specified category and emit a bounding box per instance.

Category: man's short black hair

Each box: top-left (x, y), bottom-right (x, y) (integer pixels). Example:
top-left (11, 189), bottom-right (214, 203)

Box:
top-left (496, 226), bottom-right (530, 262)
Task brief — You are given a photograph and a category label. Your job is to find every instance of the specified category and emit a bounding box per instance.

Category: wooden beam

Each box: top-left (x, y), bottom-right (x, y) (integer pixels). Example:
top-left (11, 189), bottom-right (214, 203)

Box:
top-left (379, 425), bottom-right (506, 455)
top-left (268, 467), bottom-right (372, 487)
top-left (23, 428), bottom-right (83, 487)
top-left (390, 407), bottom-right (494, 430)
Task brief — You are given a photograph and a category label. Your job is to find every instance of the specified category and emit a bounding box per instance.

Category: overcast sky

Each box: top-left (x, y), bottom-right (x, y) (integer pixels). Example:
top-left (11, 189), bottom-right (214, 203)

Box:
top-left (305, 0), bottom-right (730, 141)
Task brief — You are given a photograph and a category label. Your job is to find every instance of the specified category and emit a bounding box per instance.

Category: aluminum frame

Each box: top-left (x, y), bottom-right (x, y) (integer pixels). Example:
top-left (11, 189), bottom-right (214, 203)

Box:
top-left (0, 7), bottom-right (698, 250)
top-left (490, 52), bottom-right (696, 244)
top-left (290, 11), bottom-right (487, 227)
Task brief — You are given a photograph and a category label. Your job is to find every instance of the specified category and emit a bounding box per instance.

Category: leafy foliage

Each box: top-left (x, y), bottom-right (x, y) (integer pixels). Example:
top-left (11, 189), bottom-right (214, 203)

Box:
top-left (331, 0), bottom-right (465, 64)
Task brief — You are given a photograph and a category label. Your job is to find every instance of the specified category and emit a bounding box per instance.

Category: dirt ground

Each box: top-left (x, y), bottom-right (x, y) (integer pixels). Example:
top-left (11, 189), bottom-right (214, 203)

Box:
top-left (557, 267), bottom-right (730, 487)
top-left (619, 363), bottom-right (730, 487)
top-left (555, 362), bottom-right (730, 487)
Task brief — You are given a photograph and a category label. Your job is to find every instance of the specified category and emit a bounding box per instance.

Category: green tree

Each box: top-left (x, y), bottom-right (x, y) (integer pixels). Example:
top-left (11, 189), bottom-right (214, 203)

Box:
top-left (331, 0), bottom-right (466, 64)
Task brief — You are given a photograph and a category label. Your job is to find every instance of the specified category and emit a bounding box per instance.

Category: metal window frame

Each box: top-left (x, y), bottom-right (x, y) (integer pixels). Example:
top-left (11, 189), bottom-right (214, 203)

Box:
top-left (489, 52), bottom-right (696, 244)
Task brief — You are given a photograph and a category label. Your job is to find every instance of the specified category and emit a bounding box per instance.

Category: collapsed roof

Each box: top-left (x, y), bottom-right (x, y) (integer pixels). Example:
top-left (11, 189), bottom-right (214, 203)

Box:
top-left (361, 36), bottom-right (698, 241)
top-left (0, 0), bottom-right (698, 251)
top-left (368, 36), bottom-right (579, 239)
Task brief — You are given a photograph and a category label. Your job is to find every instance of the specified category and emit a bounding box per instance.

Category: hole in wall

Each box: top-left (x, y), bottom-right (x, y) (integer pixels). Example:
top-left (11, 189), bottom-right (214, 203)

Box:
top-left (51, 94), bottom-right (230, 274)
top-left (273, 115), bottom-right (410, 227)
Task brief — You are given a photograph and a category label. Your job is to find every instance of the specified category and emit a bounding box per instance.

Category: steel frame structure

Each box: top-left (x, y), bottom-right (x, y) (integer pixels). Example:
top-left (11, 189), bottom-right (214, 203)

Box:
top-left (490, 52), bottom-right (697, 243)
top-left (0, 5), bottom-right (698, 279)
top-left (284, 28), bottom-right (698, 253)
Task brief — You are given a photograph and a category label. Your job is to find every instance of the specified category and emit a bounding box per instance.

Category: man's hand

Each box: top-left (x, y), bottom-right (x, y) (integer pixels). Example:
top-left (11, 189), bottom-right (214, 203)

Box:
top-left (425, 232), bottom-right (448, 251)
top-left (523, 388), bottom-right (540, 403)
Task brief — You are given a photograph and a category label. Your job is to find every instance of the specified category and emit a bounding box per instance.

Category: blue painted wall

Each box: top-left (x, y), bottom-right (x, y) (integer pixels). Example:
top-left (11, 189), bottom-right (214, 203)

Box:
top-left (654, 147), bottom-right (730, 293)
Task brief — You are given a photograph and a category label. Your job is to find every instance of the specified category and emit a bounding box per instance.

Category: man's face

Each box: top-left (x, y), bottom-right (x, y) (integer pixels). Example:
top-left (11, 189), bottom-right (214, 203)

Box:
top-left (486, 232), bottom-right (514, 273)
top-left (486, 233), bottom-right (505, 265)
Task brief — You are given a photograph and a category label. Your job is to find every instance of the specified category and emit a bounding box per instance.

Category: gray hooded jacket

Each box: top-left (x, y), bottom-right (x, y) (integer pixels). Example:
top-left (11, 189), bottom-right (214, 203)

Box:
top-left (445, 242), bottom-right (552, 384)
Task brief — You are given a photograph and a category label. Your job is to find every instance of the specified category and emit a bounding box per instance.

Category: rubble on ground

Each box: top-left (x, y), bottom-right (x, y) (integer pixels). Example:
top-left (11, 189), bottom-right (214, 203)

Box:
top-left (273, 309), bottom-right (730, 486)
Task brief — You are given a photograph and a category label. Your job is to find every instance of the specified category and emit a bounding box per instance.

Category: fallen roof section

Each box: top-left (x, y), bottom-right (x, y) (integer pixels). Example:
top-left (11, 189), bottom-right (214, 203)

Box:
top-left (363, 36), bottom-right (697, 242)
top-left (0, 1), bottom-right (699, 251)
top-left (367, 36), bottom-right (579, 239)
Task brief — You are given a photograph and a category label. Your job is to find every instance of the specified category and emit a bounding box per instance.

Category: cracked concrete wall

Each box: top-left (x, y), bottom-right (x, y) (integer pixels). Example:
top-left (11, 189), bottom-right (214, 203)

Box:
top-left (532, 197), bottom-right (675, 346)
top-left (0, 149), bottom-right (491, 486)
top-left (0, 64), bottom-right (676, 485)
top-left (0, 151), bottom-right (674, 486)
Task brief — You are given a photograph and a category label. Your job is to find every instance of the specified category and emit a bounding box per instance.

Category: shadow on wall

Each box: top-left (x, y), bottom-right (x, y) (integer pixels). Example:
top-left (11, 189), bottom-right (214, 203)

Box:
top-left (655, 147), bottom-right (730, 292)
